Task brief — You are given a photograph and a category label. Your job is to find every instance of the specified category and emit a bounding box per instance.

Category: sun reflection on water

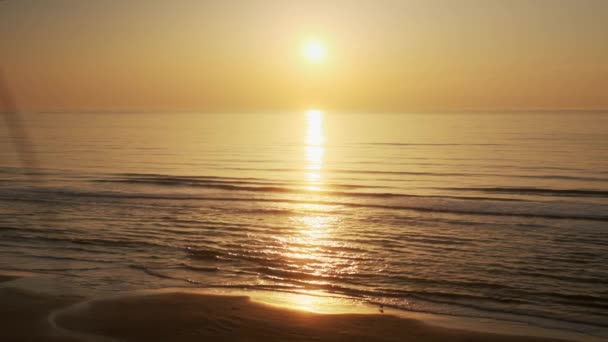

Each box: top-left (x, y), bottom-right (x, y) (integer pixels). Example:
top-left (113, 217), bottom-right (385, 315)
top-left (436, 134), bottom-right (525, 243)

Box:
top-left (247, 290), bottom-right (370, 314)
top-left (290, 111), bottom-right (336, 292)
top-left (259, 111), bottom-right (361, 312)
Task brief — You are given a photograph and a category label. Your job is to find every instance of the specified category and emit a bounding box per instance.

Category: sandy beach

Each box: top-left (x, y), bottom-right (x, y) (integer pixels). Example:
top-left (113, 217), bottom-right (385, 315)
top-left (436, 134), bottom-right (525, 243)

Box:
top-left (0, 275), bottom-right (82, 342)
top-left (0, 274), bottom-right (574, 342)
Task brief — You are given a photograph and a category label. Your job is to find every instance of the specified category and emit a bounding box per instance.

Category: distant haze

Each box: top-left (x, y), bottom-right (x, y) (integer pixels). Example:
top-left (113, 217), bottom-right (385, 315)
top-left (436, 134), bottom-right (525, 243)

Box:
top-left (1, 0), bottom-right (607, 112)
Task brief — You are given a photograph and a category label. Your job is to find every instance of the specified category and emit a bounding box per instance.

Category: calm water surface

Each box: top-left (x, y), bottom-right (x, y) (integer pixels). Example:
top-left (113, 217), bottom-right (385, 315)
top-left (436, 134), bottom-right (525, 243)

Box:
top-left (1, 112), bottom-right (607, 338)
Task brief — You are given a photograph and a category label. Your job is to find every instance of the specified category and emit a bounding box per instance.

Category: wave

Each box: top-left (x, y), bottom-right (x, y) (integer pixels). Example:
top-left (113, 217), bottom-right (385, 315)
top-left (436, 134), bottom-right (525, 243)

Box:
top-left (185, 246), bottom-right (224, 261)
top-left (130, 264), bottom-right (185, 281)
top-left (336, 170), bottom-right (608, 182)
top-left (204, 167), bottom-right (608, 182)
top-left (3, 188), bottom-right (607, 221)
top-left (101, 175), bottom-right (385, 190)
top-left (93, 176), bottom-right (525, 202)
top-left (445, 187), bottom-right (608, 198)
top-left (254, 266), bottom-right (349, 282)
top-left (176, 263), bottom-right (220, 273)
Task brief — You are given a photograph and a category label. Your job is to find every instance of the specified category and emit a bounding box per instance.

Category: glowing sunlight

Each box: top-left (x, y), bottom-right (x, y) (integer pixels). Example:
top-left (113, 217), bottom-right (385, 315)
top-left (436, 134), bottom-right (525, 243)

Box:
top-left (302, 39), bottom-right (326, 63)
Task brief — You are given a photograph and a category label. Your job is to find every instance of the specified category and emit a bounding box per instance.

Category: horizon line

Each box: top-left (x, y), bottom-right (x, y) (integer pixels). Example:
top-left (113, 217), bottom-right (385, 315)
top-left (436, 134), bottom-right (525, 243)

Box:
top-left (2, 108), bottom-right (608, 115)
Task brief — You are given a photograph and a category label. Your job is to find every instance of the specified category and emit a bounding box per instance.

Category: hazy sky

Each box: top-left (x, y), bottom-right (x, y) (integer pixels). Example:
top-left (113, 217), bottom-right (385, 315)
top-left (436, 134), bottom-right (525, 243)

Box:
top-left (1, 0), bottom-right (607, 112)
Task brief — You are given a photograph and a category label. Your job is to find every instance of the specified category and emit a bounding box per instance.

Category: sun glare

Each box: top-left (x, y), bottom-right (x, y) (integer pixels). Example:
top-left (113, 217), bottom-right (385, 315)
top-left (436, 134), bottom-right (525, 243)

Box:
top-left (303, 40), bottom-right (326, 63)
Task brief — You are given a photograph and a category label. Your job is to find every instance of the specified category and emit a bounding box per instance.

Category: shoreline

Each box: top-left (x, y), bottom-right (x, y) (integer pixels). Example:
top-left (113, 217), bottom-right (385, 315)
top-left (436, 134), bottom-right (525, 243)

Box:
top-left (1, 272), bottom-right (600, 342)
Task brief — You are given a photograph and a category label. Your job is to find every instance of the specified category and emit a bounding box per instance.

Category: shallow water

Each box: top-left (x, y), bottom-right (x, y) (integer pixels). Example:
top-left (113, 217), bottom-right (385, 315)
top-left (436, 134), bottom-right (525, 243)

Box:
top-left (1, 112), bottom-right (607, 338)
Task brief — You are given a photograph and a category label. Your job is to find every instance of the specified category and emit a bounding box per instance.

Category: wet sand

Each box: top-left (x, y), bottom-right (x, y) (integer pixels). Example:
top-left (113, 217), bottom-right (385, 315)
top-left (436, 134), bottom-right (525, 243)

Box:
top-left (0, 280), bottom-right (81, 341)
top-left (1, 274), bottom-right (572, 342)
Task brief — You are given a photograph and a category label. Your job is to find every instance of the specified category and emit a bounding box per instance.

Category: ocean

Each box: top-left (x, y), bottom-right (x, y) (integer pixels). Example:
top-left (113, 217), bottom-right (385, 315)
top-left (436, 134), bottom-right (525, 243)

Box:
top-left (1, 112), bottom-right (607, 338)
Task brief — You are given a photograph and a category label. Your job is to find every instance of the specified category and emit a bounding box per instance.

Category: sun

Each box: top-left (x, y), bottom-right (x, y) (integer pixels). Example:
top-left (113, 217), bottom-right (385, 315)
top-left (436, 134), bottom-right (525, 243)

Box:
top-left (302, 39), bottom-right (326, 63)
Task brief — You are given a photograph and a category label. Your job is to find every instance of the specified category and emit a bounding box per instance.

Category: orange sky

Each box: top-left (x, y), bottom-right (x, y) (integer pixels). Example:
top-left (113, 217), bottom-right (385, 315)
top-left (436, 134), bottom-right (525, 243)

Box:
top-left (1, 0), bottom-right (607, 112)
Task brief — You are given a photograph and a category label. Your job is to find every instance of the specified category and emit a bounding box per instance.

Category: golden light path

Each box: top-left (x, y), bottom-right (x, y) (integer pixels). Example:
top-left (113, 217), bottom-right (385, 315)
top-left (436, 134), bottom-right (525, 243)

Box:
top-left (304, 109), bottom-right (324, 190)
top-left (272, 109), bottom-right (341, 313)
top-left (300, 109), bottom-right (328, 248)
top-left (262, 118), bottom-right (349, 312)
